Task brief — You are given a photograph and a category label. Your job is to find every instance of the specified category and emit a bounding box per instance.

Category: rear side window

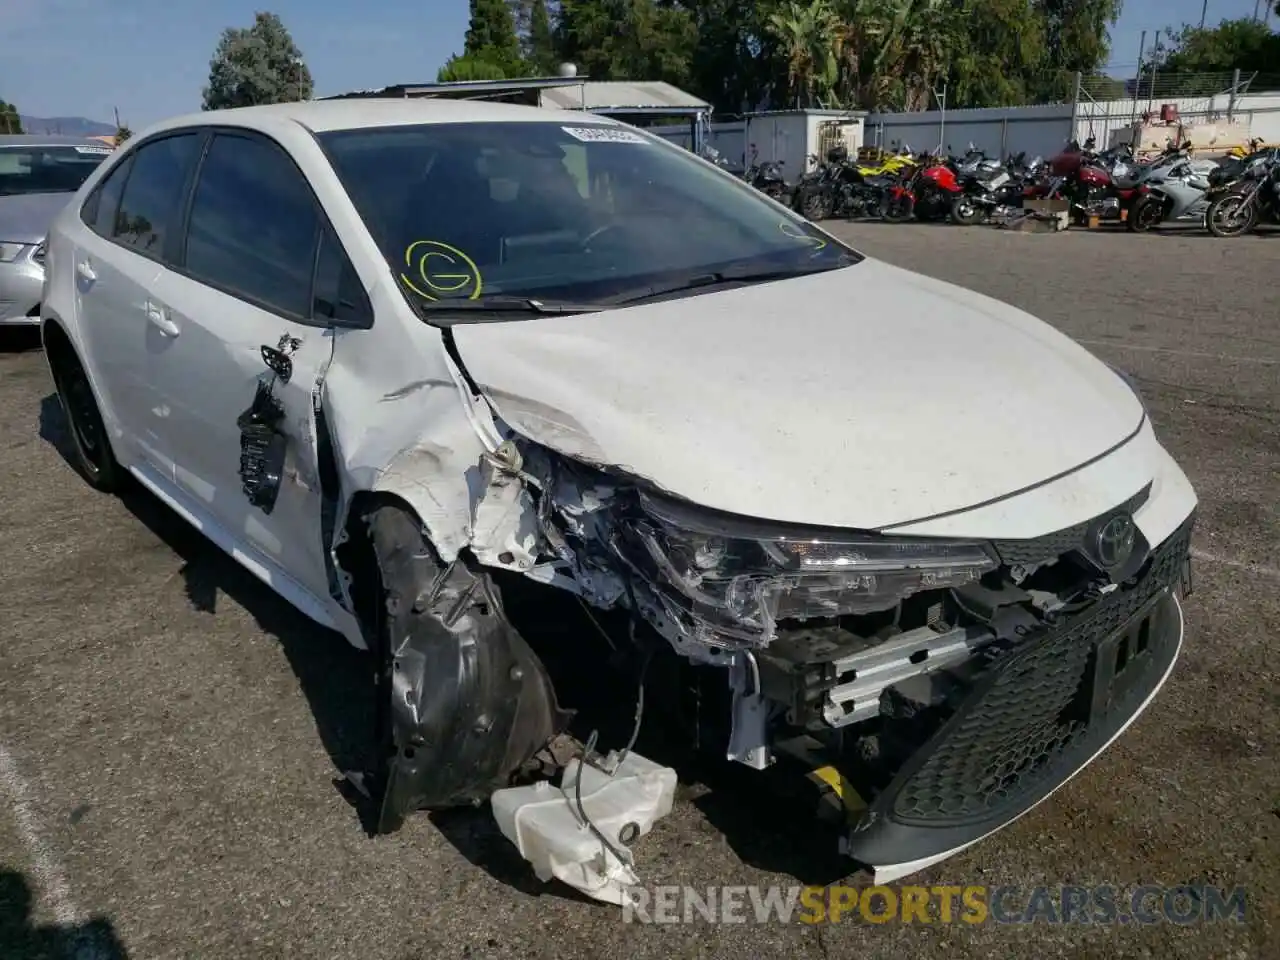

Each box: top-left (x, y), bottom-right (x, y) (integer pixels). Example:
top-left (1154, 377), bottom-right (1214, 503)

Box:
top-left (81, 154), bottom-right (134, 237)
top-left (112, 134), bottom-right (202, 257)
top-left (183, 132), bottom-right (319, 318)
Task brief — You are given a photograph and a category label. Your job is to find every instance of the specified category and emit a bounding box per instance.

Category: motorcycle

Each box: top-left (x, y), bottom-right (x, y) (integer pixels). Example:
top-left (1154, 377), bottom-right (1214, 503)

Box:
top-left (889, 152), bottom-right (962, 222)
top-left (1206, 155), bottom-right (1280, 238)
top-left (742, 145), bottom-right (790, 202)
top-left (792, 151), bottom-right (841, 220)
top-left (1127, 158), bottom-right (1213, 232)
top-left (951, 154), bottom-right (1046, 225)
top-left (1049, 137), bottom-right (1150, 224)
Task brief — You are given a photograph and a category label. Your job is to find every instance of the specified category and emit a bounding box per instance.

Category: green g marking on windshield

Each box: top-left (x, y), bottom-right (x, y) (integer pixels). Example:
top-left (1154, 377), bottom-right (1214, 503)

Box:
top-left (401, 240), bottom-right (483, 301)
top-left (779, 219), bottom-right (828, 253)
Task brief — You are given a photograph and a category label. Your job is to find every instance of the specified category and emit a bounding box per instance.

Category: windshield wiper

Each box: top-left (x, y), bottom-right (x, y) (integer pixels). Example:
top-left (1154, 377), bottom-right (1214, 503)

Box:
top-left (416, 295), bottom-right (607, 321)
top-left (605, 258), bottom-right (856, 306)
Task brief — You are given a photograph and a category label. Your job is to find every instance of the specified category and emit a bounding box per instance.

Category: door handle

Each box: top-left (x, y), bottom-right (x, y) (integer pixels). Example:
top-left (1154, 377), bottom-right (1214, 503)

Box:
top-left (145, 301), bottom-right (180, 337)
top-left (76, 260), bottom-right (96, 282)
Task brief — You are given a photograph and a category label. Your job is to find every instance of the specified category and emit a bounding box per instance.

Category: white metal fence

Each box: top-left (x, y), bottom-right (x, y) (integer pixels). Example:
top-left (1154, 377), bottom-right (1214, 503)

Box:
top-left (649, 76), bottom-right (1280, 167)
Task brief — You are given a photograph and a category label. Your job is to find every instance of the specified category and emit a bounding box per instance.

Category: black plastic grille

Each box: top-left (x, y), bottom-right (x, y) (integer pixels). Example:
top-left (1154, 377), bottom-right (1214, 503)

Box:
top-left (991, 486), bottom-right (1151, 568)
top-left (890, 517), bottom-right (1191, 825)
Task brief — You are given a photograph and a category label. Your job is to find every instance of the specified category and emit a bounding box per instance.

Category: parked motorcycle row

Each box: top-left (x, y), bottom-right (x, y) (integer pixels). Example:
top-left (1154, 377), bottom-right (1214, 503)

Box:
top-left (715, 136), bottom-right (1280, 237)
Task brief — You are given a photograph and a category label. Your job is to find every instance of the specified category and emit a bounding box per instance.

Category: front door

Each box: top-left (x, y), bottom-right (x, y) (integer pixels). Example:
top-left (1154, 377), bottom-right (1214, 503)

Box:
top-left (142, 129), bottom-right (343, 605)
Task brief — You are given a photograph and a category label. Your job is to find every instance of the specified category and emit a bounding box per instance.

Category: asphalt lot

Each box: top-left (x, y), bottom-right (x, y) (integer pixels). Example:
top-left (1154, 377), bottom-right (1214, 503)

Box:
top-left (1, 223), bottom-right (1277, 959)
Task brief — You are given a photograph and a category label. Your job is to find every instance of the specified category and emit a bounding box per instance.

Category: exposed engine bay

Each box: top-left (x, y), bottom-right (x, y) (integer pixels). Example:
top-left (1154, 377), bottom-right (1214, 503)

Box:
top-left (476, 435), bottom-right (1175, 780)
top-left (349, 419), bottom-right (1191, 898)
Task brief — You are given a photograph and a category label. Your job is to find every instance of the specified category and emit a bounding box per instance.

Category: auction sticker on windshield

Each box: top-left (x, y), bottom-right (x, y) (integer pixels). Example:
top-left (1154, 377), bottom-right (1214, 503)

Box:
top-left (562, 126), bottom-right (648, 144)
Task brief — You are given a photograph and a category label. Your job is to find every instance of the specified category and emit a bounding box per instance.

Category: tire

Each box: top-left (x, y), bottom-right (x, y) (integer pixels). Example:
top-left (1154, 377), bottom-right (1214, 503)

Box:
top-left (48, 343), bottom-right (120, 491)
top-left (800, 187), bottom-right (831, 221)
top-left (1128, 195), bottom-right (1163, 232)
top-left (882, 193), bottom-right (914, 223)
top-left (1206, 194), bottom-right (1257, 238)
top-left (950, 195), bottom-right (985, 225)
top-left (365, 501), bottom-right (564, 833)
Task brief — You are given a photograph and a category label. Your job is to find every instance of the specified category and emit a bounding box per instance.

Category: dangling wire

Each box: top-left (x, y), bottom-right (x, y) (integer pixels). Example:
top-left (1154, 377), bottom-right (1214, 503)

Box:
top-left (569, 729), bottom-right (633, 868)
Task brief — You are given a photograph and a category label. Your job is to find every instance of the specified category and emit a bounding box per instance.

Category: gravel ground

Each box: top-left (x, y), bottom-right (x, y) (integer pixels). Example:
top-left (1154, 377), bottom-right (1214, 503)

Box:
top-left (1, 223), bottom-right (1277, 960)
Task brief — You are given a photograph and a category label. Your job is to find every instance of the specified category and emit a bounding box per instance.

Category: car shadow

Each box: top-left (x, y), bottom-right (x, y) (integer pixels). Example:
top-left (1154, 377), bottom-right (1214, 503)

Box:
top-left (37, 392), bottom-right (860, 897)
top-left (0, 869), bottom-right (131, 960)
top-left (0, 326), bottom-right (42, 353)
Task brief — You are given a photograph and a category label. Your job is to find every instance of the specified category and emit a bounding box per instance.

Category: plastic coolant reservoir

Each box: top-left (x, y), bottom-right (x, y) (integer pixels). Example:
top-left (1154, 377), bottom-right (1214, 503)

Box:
top-left (490, 750), bottom-right (678, 905)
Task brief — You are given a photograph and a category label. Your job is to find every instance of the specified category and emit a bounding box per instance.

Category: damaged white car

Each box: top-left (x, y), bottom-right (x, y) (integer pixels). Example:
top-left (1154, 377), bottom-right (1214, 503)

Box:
top-left (42, 99), bottom-right (1197, 893)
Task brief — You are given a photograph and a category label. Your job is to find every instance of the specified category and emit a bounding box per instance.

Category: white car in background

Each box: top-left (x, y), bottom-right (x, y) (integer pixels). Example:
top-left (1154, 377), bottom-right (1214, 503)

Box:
top-left (0, 134), bottom-right (112, 324)
top-left (40, 99), bottom-right (1197, 886)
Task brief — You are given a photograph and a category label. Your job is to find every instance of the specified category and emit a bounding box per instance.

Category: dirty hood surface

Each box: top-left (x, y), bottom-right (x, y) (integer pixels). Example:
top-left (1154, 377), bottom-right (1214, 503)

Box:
top-left (450, 258), bottom-right (1144, 531)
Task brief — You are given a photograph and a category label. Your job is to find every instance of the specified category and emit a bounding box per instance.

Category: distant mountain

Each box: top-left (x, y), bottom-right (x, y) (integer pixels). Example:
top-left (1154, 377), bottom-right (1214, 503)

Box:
top-left (18, 115), bottom-right (116, 137)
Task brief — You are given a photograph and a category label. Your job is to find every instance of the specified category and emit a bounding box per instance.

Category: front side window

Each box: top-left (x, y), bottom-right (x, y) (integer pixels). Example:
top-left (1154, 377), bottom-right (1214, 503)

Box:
top-left (113, 134), bottom-right (202, 256)
top-left (183, 132), bottom-right (319, 318)
top-left (0, 144), bottom-right (110, 197)
top-left (318, 122), bottom-right (860, 317)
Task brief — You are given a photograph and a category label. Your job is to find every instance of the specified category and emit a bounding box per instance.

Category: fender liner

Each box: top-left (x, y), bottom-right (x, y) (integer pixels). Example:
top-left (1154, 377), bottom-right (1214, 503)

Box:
top-left (367, 502), bottom-right (568, 833)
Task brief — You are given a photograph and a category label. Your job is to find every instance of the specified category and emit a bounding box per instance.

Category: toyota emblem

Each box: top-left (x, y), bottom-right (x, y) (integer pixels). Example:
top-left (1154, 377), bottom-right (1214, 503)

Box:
top-left (1095, 514), bottom-right (1137, 568)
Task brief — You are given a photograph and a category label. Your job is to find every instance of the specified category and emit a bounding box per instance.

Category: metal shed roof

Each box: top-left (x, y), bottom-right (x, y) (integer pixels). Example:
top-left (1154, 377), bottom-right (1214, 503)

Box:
top-left (539, 81), bottom-right (710, 114)
top-left (321, 77), bottom-right (586, 101)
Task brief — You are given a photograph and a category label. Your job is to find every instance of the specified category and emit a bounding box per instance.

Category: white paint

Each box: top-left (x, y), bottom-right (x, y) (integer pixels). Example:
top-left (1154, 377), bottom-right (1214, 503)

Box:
top-left (1190, 547), bottom-right (1280, 580)
top-left (1073, 340), bottom-right (1280, 366)
top-left (869, 593), bottom-right (1185, 884)
top-left (453, 256), bottom-right (1151, 533)
top-left (0, 743), bottom-right (85, 930)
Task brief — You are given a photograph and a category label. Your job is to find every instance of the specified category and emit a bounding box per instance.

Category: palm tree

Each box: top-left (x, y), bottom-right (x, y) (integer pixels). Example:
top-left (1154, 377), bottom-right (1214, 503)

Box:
top-left (833, 0), bottom-right (961, 110)
top-left (766, 0), bottom-right (843, 107)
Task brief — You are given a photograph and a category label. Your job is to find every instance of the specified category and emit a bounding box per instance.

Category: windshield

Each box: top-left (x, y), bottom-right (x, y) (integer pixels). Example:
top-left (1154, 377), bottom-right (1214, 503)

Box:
top-left (318, 121), bottom-right (860, 315)
top-left (0, 144), bottom-right (112, 197)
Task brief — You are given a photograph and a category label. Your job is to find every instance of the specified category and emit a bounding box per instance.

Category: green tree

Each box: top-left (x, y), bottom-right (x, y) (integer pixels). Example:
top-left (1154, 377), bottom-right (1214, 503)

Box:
top-left (945, 0), bottom-right (1046, 107)
top-left (1154, 18), bottom-right (1279, 74)
top-left (0, 100), bottom-right (22, 134)
top-left (437, 53), bottom-right (510, 81)
top-left (1028, 0), bottom-right (1123, 100)
top-left (829, 0), bottom-right (967, 111)
top-left (202, 12), bottom-right (312, 110)
top-left (465, 0), bottom-right (525, 74)
top-left (680, 0), bottom-right (781, 114)
top-left (767, 0), bottom-right (842, 107)
top-left (526, 0), bottom-right (558, 75)
top-left (555, 0), bottom-right (697, 87)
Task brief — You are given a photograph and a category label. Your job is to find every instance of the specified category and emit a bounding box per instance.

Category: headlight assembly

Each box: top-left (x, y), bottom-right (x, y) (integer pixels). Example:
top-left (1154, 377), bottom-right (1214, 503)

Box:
top-left (614, 491), bottom-right (997, 644)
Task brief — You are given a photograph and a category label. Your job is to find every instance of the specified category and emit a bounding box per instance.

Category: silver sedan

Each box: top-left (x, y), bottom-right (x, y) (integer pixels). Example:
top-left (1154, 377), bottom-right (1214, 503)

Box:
top-left (1, 134), bottom-right (113, 324)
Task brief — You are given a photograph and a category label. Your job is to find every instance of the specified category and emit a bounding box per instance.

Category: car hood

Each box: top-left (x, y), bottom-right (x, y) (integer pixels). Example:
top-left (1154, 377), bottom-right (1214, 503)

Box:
top-left (0, 192), bottom-right (73, 244)
top-left (450, 258), bottom-right (1144, 531)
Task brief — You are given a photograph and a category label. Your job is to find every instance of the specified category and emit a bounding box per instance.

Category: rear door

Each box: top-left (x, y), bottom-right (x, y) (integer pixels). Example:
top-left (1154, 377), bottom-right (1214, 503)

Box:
top-left (144, 128), bottom-right (372, 605)
top-left (72, 132), bottom-right (204, 475)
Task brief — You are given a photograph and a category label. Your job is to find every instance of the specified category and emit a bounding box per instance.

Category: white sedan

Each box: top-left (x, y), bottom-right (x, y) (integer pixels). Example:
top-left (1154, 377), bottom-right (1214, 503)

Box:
top-left (41, 98), bottom-right (1197, 884)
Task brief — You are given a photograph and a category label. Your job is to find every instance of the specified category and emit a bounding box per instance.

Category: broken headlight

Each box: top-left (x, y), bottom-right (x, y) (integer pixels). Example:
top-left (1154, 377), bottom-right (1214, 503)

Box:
top-left (617, 492), bottom-right (997, 644)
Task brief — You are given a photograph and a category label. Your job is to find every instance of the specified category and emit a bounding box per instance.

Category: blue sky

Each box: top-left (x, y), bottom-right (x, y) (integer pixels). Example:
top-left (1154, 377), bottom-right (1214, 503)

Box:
top-left (0, 0), bottom-right (1273, 127)
top-left (1106, 0), bottom-right (1271, 70)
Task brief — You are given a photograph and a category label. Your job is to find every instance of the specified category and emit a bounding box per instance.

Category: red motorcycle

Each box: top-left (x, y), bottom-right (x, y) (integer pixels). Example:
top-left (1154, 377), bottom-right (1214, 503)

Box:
top-left (1048, 140), bottom-right (1148, 224)
top-left (884, 155), bottom-right (962, 222)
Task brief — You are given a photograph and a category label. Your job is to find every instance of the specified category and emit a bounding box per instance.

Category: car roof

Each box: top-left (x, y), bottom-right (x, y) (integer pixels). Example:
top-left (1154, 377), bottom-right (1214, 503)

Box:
top-left (0, 134), bottom-right (113, 148)
top-left (135, 98), bottom-right (624, 140)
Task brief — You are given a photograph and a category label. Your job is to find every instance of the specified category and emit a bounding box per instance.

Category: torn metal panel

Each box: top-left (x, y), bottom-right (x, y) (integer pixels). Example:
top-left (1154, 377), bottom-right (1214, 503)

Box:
top-left (321, 287), bottom-right (500, 567)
